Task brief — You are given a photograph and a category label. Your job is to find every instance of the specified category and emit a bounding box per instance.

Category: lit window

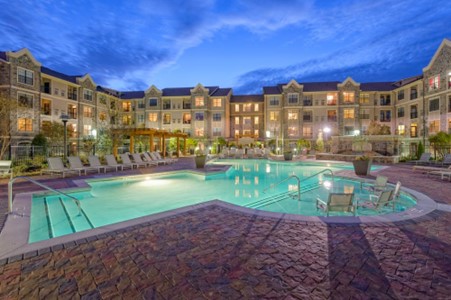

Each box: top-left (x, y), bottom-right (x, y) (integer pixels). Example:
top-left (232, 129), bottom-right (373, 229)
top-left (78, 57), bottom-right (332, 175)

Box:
top-left (83, 106), bottom-right (93, 118)
top-left (254, 104), bottom-right (259, 111)
top-left (343, 92), bottom-right (354, 103)
top-left (183, 113), bottom-right (191, 124)
top-left (195, 96), bottom-right (204, 106)
top-left (122, 102), bottom-right (131, 112)
top-left (410, 124), bottom-right (418, 137)
top-left (17, 67), bottom-right (34, 85)
top-left (254, 116), bottom-right (259, 125)
top-left (344, 109), bottom-right (354, 119)
top-left (122, 115), bottom-right (131, 125)
top-left (269, 111), bottom-right (279, 121)
top-left (243, 104), bottom-right (252, 112)
top-left (195, 128), bottom-right (204, 137)
top-left (327, 93), bottom-right (337, 105)
top-left (18, 118), bottom-right (33, 131)
top-left (235, 104), bottom-right (240, 112)
top-left (288, 110), bottom-right (298, 120)
top-left (148, 113), bottom-right (158, 122)
top-left (163, 113), bottom-right (171, 124)
top-left (429, 75), bottom-right (440, 90)
top-left (83, 124), bottom-right (92, 136)
top-left (429, 120), bottom-right (440, 134)
top-left (68, 104), bottom-right (77, 119)
top-left (359, 93), bottom-right (369, 104)
top-left (212, 98), bottom-right (221, 107)
top-left (327, 110), bottom-right (337, 122)
top-left (234, 129), bottom-right (240, 136)
top-left (235, 117), bottom-right (240, 125)
top-left (288, 126), bottom-right (298, 136)
top-left (398, 125), bottom-right (405, 135)
top-left (303, 127), bottom-right (312, 138)
top-left (254, 129), bottom-right (259, 137)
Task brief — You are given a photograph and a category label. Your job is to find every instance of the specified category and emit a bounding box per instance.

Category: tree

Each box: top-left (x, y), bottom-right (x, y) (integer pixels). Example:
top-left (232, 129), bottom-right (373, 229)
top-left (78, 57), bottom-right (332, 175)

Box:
top-left (367, 120), bottom-right (391, 135)
top-left (41, 121), bottom-right (65, 146)
top-left (0, 94), bottom-right (17, 159)
top-left (416, 141), bottom-right (424, 160)
top-left (429, 131), bottom-right (451, 159)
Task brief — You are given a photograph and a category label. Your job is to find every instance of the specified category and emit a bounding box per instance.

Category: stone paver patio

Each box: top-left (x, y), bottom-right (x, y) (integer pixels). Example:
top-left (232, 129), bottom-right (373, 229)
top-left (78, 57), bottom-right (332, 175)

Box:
top-left (0, 158), bottom-right (450, 299)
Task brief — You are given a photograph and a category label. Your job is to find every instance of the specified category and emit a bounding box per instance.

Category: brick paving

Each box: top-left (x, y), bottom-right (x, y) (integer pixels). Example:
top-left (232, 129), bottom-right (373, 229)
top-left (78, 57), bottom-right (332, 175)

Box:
top-left (0, 159), bottom-right (451, 299)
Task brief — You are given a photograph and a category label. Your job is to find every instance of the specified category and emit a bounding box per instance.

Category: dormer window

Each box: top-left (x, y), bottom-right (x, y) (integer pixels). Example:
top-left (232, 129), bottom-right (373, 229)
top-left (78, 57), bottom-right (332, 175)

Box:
top-left (343, 92), bottom-right (354, 103)
top-left (428, 75), bottom-right (440, 90)
top-left (288, 93), bottom-right (299, 104)
top-left (195, 96), bottom-right (204, 107)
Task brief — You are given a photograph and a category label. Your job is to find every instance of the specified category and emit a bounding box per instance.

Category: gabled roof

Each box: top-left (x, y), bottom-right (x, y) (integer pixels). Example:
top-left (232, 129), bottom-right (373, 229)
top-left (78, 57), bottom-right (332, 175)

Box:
top-left (231, 95), bottom-right (264, 103)
top-left (41, 66), bottom-right (79, 84)
top-left (6, 48), bottom-right (41, 66)
top-left (360, 82), bottom-right (395, 91)
top-left (263, 86), bottom-right (282, 94)
top-left (423, 38), bottom-right (451, 72)
top-left (97, 86), bottom-right (122, 97)
top-left (120, 91), bottom-right (145, 99)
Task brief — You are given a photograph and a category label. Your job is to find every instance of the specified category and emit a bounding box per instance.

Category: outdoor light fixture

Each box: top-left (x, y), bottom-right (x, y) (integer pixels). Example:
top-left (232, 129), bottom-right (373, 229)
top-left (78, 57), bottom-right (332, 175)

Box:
top-left (60, 114), bottom-right (69, 161)
top-left (266, 130), bottom-right (270, 138)
top-left (354, 129), bottom-right (361, 136)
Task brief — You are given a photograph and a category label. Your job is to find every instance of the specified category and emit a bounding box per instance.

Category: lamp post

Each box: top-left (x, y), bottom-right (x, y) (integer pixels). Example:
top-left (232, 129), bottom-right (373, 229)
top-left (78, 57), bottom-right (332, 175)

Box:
top-left (323, 126), bottom-right (331, 152)
top-left (60, 114), bottom-right (69, 161)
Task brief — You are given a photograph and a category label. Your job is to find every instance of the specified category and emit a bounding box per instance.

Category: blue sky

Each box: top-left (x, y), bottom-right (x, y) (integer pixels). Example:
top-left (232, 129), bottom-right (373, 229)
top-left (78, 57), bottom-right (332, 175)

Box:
top-left (1, 0), bottom-right (451, 94)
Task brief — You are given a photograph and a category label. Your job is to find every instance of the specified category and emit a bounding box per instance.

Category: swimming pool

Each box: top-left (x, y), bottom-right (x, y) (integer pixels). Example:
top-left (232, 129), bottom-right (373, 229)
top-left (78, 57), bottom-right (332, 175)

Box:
top-left (29, 159), bottom-right (416, 242)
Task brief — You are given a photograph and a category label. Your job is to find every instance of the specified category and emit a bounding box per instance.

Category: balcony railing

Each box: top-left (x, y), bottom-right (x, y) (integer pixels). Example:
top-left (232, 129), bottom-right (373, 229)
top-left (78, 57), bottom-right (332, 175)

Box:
top-left (327, 117), bottom-right (337, 122)
top-left (410, 113), bottom-right (418, 119)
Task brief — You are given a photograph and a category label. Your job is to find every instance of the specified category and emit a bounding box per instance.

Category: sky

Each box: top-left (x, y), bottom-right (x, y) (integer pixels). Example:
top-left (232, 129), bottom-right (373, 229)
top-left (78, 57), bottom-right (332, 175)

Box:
top-left (1, 0), bottom-right (451, 94)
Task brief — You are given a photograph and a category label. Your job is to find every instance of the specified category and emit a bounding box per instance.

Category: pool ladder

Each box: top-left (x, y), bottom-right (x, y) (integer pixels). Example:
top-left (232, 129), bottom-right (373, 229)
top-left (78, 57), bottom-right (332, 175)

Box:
top-left (8, 176), bottom-right (82, 215)
top-left (263, 168), bottom-right (334, 201)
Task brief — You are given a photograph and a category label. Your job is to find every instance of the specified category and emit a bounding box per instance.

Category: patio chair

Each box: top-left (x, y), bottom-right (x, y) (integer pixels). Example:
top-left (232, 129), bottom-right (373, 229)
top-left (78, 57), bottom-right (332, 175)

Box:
top-left (145, 152), bottom-right (167, 165)
top-left (316, 193), bottom-right (355, 216)
top-left (440, 153), bottom-right (451, 166)
top-left (427, 167), bottom-right (451, 181)
top-left (132, 153), bottom-right (157, 168)
top-left (362, 175), bottom-right (388, 194)
top-left (88, 155), bottom-right (118, 173)
top-left (153, 151), bottom-right (177, 163)
top-left (68, 156), bottom-right (101, 175)
top-left (0, 160), bottom-right (12, 179)
top-left (359, 189), bottom-right (395, 211)
top-left (119, 153), bottom-right (140, 169)
top-left (105, 154), bottom-right (132, 171)
top-left (41, 157), bottom-right (79, 178)
top-left (410, 153), bottom-right (431, 165)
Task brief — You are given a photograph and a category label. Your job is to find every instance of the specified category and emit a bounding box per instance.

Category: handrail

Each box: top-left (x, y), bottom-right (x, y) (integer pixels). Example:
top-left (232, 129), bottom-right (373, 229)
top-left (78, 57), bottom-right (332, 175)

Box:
top-left (263, 168), bottom-right (334, 201)
top-left (8, 176), bottom-right (81, 215)
top-left (263, 174), bottom-right (301, 200)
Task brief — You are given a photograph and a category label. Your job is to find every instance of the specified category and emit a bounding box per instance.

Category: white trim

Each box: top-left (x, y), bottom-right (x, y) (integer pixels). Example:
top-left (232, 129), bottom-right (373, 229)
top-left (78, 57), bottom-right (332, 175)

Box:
top-left (6, 48), bottom-right (42, 67)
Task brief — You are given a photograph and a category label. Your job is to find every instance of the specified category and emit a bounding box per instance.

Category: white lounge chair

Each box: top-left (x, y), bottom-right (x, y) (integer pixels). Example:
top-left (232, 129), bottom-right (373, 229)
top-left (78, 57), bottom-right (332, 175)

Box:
top-left (153, 151), bottom-right (176, 164)
top-left (316, 193), bottom-right (355, 216)
top-left (68, 156), bottom-right (101, 175)
top-left (120, 153), bottom-right (141, 169)
top-left (144, 152), bottom-right (166, 165)
top-left (427, 168), bottom-right (451, 181)
top-left (41, 157), bottom-right (79, 178)
top-left (132, 153), bottom-right (157, 168)
top-left (411, 153), bottom-right (431, 165)
top-left (88, 155), bottom-right (118, 173)
top-left (105, 154), bottom-right (132, 171)
top-left (0, 160), bottom-right (12, 179)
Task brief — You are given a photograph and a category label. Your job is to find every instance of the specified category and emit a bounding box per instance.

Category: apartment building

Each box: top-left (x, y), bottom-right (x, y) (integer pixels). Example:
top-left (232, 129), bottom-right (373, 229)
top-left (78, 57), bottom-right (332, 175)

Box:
top-left (0, 39), bottom-right (450, 155)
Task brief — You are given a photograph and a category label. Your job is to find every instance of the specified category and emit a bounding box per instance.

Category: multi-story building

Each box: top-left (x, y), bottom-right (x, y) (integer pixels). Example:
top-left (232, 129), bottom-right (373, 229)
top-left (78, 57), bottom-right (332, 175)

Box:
top-left (1, 38), bottom-right (450, 156)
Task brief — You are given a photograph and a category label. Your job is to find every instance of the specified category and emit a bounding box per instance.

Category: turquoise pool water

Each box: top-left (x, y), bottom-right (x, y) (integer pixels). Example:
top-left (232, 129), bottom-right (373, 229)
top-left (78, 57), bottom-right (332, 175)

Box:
top-left (30, 160), bottom-right (416, 242)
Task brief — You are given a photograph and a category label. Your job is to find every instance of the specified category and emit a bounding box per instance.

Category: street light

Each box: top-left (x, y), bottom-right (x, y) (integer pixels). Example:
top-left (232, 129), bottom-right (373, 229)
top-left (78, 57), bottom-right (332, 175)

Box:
top-left (60, 114), bottom-right (69, 161)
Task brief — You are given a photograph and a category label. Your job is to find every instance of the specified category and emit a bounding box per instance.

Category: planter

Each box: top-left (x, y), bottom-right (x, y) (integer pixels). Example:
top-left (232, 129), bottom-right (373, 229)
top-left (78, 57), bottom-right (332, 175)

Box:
top-left (195, 155), bottom-right (206, 168)
top-left (352, 159), bottom-right (372, 176)
top-left (283, 152), bottom-right (293, 161)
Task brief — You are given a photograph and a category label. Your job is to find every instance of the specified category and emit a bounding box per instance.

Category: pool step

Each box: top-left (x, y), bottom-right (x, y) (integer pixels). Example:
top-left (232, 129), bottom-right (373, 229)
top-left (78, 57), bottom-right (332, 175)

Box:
top-left (29, 197), bottom-right (53, 242)
top-left (248, 183), bottom-right (321, 209)
top-left (43, 196), bottom-right (94, 239)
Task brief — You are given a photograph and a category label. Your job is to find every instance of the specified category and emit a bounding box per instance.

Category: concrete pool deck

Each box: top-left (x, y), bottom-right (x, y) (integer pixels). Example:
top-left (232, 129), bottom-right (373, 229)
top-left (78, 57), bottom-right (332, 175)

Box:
top-left (0, 158), bottom-right (450, 298)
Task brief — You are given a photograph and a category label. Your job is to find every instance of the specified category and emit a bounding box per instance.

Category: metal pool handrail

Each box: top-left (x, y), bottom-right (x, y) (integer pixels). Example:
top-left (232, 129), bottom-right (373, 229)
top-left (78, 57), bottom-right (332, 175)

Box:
top-left (263, 168), bottom-right (334, 201)
top-left (8, 176), bottom-right (81, 215)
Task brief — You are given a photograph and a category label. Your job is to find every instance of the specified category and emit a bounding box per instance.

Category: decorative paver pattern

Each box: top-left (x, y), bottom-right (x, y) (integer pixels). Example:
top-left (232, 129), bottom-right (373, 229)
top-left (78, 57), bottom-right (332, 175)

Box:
top-left (0, 159), bottom-right (450, 299)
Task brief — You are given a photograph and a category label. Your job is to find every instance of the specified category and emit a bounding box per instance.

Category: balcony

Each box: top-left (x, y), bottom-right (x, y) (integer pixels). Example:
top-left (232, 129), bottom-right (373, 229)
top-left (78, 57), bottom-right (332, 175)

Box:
top-left (41, 107), bottom-right (51, 115)
top-left (303, 100), bottom-right (312, 106)
top-left (410, 113), bottom-right (418, 119)
top-left (68, 92), bottom-right (77, 100)
top-left (327, 116), bottom-right (337, 122)
top-left (68, 112), bottom-right (77, 119)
